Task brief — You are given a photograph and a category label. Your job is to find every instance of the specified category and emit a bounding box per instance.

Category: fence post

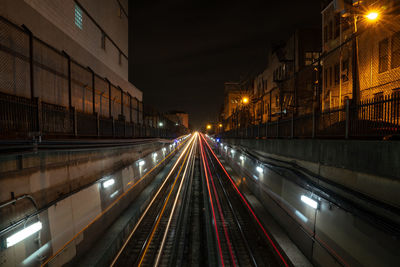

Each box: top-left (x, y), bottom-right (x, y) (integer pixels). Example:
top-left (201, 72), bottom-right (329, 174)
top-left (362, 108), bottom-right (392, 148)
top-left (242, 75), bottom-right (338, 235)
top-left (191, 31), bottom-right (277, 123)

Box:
top-left (35, 97), bottom-right (42, 134)
top-left (72, 107), bottom-right (77, 137)
top-left (96, 112), bottom-right (100, 137)
top-left (87, 67), bottom-right (95, 115)
top-left (277, 119), bottom-right (279, 138)
top-left (22, 25), bottom-right (34, 99)
top-left (345, 98), bottom-right (350, 139)
top-left (112, 118), bottom-right (115, 138)
top-left (312, 109), bottom-right (316, 138)
top-left (106, 79), bottom-right (112, 118)
top-left (291, 114), bottom-right (294, 138)
top-left (62, 51), bottom-right (72, 109)
top-left (119, 86), bottom-right (124, 118)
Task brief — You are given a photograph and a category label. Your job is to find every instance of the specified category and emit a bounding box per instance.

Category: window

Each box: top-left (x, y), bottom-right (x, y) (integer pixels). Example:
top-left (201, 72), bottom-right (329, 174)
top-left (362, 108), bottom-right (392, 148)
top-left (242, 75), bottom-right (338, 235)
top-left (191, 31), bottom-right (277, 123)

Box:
top-left (391, 32), bottom-right (400, 69)
top-left (334, 63), bottom-right (340, 85)
top-left (342, 59), bottom-right (349, 82)
top-left (305, 51), bottom-right (321, 66)
top-left (379, 38), bottom-right (389, 73)
top-left (74, 4), bottom-right (83, 30)
top-left (334, 14), bottom-right (340, 39)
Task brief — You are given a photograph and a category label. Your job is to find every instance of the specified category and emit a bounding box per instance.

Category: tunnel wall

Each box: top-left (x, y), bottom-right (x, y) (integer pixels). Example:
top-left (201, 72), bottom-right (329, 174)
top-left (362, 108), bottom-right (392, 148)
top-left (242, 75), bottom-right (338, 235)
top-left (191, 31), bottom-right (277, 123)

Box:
top-left (0, 140), bottom-right (178, 266)
top-left (0, 141), bottom-right (166, 232)
top-left (222, 138), bottom-right (400, 209)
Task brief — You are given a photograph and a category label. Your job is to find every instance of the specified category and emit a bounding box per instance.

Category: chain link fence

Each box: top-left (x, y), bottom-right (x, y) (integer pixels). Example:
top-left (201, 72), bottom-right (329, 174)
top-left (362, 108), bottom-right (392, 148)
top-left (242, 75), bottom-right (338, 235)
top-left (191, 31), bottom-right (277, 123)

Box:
top-left (0, 16), bottom-right (186, 139)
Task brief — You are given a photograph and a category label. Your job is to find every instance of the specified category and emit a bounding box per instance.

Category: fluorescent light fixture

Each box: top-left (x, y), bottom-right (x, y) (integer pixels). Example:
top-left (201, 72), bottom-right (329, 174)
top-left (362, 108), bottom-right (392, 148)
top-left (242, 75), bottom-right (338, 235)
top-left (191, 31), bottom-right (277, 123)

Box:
top-left (152, 153), bottom-right (157, 158)
top-left (102, 178), bottom-right (115, 188)
top-left (301, 195), bottom-right (318, 209)
top-left (7, 222), bottom-right (42, 248)
top-left (239, 155), bottom-right (245, 161)
top-left (256, 166), bottom-right (263, 174)
top-left (110, 190), bottom-right (119, 198)
top-left (295, 210), bottom-right (308, 223)
top-left (138, 160), bottom-right (145, 166)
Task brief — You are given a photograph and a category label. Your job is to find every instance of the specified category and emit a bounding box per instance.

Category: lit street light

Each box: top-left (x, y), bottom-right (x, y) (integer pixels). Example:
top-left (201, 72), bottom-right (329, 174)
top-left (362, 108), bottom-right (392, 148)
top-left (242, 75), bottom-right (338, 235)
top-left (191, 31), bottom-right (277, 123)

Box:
top-left (242, 96), bottom-right (249, 104)
top-left (158, 122), bottom-right (163, 127)
top-left (206, 124), bottom-right (212, 130)
top-left (365, 11), bottom-right (379, 21)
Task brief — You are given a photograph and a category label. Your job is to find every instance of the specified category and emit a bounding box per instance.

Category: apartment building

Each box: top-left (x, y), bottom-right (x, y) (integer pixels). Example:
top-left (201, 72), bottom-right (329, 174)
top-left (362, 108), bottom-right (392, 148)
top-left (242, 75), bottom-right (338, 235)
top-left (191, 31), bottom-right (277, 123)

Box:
top-left (321, 0), bottom-right (400, 110)
top-left (0, 0), bottom-right (142, 120)
top-left (251, 29), bottom-right (321, 123)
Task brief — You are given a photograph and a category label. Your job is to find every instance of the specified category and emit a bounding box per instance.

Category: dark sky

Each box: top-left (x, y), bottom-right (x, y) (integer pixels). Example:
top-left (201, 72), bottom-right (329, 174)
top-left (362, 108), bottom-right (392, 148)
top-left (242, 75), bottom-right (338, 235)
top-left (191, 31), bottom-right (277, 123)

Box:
top-left (129, 0), bottom-right (323, 129)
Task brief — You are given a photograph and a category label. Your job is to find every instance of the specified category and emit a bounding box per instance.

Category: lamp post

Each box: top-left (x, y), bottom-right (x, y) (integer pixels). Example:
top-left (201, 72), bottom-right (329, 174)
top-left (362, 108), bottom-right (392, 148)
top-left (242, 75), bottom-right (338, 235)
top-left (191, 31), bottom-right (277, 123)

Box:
top-left (351, 10), bottom-right (380, 106)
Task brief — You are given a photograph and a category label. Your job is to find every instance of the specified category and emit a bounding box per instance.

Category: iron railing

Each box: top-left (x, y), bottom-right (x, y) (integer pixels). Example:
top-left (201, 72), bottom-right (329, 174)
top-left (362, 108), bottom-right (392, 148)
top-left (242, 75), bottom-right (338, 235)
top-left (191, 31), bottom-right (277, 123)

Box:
top-left (220, 92), bottom-right (400, 139)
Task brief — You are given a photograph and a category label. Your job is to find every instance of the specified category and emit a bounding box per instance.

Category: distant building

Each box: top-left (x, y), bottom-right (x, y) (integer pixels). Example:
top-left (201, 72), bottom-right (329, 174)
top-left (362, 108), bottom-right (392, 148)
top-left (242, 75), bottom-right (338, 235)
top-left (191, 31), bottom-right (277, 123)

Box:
top-left (0, 0), bottom-right (142, 119)
top-left (251, 28), bottom-right (321, 123)
top-left (321, 0), bottom-right (400, 110)
top-left (165, 111), bottom-right (189, 129)
top-left (222, 82), bottom-right (245, 118)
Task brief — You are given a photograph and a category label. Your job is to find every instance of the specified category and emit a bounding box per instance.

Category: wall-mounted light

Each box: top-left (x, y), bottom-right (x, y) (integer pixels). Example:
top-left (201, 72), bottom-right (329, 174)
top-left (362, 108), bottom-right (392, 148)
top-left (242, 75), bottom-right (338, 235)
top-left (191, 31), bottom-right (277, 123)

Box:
top-left (301, 195), bottom-right (318, 209)
top-left (138, 160), bottom-right (145, 166)
top-left (6, 222), bottom-right (42, 248)
top-left (102, 178), bottom-right (115, 188)
top-left (256, 166), bottom-right (263, 174)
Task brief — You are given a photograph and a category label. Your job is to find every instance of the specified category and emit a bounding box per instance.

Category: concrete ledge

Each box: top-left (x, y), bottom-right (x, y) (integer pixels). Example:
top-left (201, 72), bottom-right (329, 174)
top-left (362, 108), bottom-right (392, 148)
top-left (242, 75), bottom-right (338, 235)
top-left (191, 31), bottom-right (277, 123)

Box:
top-left (223, 139), bottom-right (400, 180)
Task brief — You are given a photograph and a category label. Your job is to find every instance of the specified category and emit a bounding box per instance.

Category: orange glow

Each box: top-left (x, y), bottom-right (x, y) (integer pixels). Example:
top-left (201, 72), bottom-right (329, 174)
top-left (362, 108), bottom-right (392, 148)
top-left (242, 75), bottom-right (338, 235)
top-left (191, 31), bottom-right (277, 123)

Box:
top-left (242, 96), bottom-right (249, 104)
top-left (206, 124), bottom-right (212, 130)
top-left (365, 11), bottom-right (379, 21)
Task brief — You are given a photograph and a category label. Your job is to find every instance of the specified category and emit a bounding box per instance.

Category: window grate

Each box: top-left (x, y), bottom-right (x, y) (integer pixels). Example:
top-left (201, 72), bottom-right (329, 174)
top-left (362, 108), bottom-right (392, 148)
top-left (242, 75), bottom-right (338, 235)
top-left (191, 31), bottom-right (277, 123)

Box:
top-left (75, 4), bottom-right (83, 30)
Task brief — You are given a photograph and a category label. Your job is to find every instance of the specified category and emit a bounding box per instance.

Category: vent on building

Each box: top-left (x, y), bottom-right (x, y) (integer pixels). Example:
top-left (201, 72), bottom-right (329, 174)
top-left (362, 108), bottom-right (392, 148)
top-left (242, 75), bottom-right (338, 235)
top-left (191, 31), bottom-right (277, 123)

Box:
top-left (75, 4), bottom-right (83, 29)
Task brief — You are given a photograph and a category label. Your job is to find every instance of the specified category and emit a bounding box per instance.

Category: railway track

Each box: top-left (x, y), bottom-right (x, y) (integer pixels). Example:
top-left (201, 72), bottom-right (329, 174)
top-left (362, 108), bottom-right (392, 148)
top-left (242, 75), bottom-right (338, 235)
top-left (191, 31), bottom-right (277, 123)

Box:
top-left (110, 132), bottom-right (288, 266)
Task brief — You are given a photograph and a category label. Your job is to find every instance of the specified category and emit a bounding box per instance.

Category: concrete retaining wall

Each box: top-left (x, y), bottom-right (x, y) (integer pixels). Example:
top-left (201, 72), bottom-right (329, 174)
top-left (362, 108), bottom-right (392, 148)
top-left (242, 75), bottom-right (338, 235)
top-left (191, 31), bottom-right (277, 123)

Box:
top-left (223, 138), bottom-right (400, 208)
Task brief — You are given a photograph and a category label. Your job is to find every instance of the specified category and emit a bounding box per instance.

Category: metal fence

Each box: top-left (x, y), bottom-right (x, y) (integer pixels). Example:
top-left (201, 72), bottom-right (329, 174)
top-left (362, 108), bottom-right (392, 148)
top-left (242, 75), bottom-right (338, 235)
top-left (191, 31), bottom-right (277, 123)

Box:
top-left (220, 92), bottom-right (400, 139)
top-left (0, 15), bottom-right (183, 139)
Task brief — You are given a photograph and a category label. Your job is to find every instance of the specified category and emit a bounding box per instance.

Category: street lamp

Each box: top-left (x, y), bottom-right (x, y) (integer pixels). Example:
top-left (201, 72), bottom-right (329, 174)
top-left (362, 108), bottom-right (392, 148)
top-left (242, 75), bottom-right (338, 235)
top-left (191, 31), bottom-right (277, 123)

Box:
top-left (351, 8), bottom-right (381, 105)
top-left (242, 96), bottom-right (249, 104)
top-left (365, 11), bottom-right (379, 21)
top-left (158, 122), bottom-right (163, 127)
top-left (206, 124), bottom-right (212, 130)
top-left (219, 123), bottom-right (223, 128)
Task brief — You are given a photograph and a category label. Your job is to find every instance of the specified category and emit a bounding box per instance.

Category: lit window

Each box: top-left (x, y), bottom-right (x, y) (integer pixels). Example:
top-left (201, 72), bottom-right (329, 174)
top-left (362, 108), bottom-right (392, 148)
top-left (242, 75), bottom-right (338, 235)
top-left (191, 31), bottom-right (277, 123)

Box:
top-left (75, 4), bottom-right (83, 30)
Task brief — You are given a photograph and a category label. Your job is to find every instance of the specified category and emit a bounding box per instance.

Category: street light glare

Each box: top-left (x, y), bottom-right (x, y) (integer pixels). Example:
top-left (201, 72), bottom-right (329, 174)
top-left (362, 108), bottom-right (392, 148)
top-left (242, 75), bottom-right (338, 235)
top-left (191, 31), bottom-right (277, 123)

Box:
top-left (242, 97), bottom-right (249, 104)
top-left (365, 11), bottom-right (379, 21)
top-left (206, 124), bottom-right (212, 129)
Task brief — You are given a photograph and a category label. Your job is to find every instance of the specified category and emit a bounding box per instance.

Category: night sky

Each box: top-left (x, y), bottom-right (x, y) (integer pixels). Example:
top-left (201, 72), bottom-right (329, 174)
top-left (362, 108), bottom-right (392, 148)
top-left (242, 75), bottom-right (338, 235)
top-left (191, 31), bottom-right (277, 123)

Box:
top-left (129, 0), bottom-right (323, 129)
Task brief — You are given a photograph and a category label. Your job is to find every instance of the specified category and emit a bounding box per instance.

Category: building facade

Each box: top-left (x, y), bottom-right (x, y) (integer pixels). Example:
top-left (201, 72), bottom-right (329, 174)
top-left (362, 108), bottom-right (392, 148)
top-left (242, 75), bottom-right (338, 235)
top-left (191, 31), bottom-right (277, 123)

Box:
top-left (251, 29), bottom-right (321, 124)
top-left (321, 0), bottom-right (400, 110)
